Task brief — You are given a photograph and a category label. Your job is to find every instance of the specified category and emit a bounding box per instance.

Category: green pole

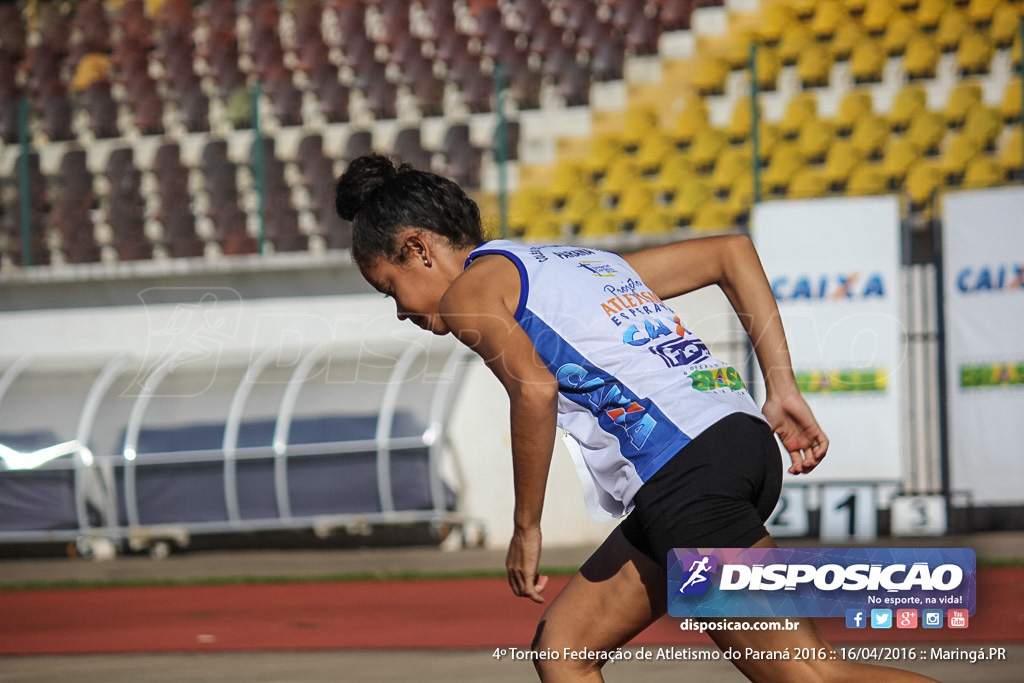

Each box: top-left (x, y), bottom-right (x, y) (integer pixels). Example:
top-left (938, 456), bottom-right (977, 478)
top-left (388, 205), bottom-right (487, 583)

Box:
top-left (749, 43), bottom-right (762, 205)
top-left (495, 64), bottom-right (508, 239)
top-left (1019, 18), bottom-right (1024, 184)
top-left (18, 98), bottom-right (32, 267)
top-left (252, 82), bottom-right (266, 254)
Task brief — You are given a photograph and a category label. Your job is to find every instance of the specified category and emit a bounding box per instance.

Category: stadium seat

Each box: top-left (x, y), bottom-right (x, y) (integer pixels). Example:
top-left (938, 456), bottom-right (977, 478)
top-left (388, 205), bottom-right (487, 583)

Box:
top-left (811, 1), bottom-right (846, 41)
top-left (694, 56), bottom-right (729, 97)
top-left (904, 160), bottom-right (944, 213)
top-left (961, 156), bottom-right (1003, 188)
top-left (1001, 78), bottom-right (1022, 123)
top-left (797, 43), bottom-right (833, 88)
top-left (914, 0), bottom-right (946, 31)
top-left (787, 166), bottom-right (829, 198)
top-left (862, 0), bottom-right (896, 36)
top-left (709, 147), bottom-right (753, 195)
top-left (636, 131), bottom-right (675, 175)
top-left (945, 83), bottom-right (984, 128)
top-left (882, 13), bottom-right (917, 56)
top-left (835, 90), bottom-right (874, 135)
top-left (634, 208), bottom-right (677, 235)
top-left (846, 162), bottom-right (888, 195)
top-left (621, 105), bottom-right (660, 155)
top-left (956, 30), bottom-right (994, 75)
top-left (654, 154), bottom-right (698, 203)
top-left (905, 33), bottom-right (941, 80)
top-left (822, 139), bottom-right (866, 188)
top-left (671, 100), bottom-right (710, 151)
top-left (780, 93), bottom-right (818, 140)
top-left (669, 177), bottom-right (713, 227)
top-left (778, 21), bottom-right (814, 66)
top-left (600, 156), bottom-right (642, 198)
top-left (850, 114), bottom-right (890, 160)
top-left (966, 0), bottom-right (1002, 25)
top-left (881, 137), bottom-right (923, 185)
top-left (798, 118), bottom-right (835, 164)
top-left (692, 201), bottom-right (737, 232)
top-left (725, 97), bottom-right (754, 144)
top-left (890, 85), bottom-right (928, 132)
top-left (758, 3), bottom-right (796, 46)
top-left (690, 128), bottom-right (729, 173)
top-left (936, 9), bottom-right (968, 53)
top-left (962, 104), bottom-right (1002, 149)
top-left (850, 37), bottom-right (886, 83)
top-left (940, 132), bottom-right (982, 183)
top-left (440, 123), bottom-right (483, 189)
top-left (990, 3), bottom-right (1020, 47)
top-left (761, 142), bottom-right (806, 196)
top-left (617, 184), bottom-right (656, 225)
top-left (831, 20), bottom-right (868, 61)
top-left (1000, 126), bottom-right (1023, 180)
top-left (907, 110), bottom-right (946, 155)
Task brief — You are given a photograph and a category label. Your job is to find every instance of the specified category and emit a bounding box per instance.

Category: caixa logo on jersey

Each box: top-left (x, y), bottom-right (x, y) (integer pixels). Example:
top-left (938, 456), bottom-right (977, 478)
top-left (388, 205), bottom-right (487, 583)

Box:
top-left (771, 272), bottom-right (886, 302)
top-left (667, 548), bottom-right (976, 619)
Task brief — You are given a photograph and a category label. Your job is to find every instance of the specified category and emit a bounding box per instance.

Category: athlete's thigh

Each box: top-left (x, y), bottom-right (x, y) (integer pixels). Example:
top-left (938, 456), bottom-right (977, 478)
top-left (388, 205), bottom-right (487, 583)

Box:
top-left (534, 526), bottom-right (666, 654)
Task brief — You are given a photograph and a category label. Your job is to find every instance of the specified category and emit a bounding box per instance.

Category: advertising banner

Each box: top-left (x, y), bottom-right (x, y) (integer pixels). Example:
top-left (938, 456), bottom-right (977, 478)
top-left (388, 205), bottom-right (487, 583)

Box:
top-left (752, 196), bottom-right (904, 481)
top-left (942, 187), bottom-right (1024, 505)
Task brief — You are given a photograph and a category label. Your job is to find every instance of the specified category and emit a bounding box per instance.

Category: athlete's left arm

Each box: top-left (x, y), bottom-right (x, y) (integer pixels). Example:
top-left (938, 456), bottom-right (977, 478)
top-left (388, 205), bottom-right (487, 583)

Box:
top-left (625, 235), bottom-right (828, 475)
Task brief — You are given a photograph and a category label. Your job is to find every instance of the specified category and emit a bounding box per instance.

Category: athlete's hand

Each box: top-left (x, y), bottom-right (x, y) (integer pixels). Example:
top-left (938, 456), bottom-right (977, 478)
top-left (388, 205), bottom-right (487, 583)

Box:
top-left (762, 390), bottom-right (829, 475)
top-left (506, 525), bottom-right (549, 604)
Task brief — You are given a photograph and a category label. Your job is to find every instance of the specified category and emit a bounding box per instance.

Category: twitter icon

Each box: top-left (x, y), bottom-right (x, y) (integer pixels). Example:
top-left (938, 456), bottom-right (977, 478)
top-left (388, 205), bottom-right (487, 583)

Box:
top-left (870, 609), bottom-right (892, 629)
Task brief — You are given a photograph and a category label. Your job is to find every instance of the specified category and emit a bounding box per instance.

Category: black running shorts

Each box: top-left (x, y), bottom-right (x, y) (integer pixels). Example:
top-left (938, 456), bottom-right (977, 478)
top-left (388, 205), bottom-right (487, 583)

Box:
top-left (620, 412), bottom-right (783, 568)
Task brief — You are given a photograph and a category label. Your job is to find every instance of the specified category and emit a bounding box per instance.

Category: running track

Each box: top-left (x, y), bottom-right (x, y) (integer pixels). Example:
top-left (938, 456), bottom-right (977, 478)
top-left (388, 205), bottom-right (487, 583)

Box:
top-left (1, 568), bottom-right (1022, 655)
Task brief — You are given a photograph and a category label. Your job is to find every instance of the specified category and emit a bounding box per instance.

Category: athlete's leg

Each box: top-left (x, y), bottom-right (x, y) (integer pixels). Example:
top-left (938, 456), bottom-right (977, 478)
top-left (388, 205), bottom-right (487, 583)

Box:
top-left (531, 526), bottom-right (667, 683)
top-left (705, 535), bottom-right (939, 683)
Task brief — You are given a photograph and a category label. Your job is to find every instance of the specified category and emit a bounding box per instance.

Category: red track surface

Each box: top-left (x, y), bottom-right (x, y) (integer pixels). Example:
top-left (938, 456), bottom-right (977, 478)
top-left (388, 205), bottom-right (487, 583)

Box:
top-left (2, 569), bottom-right (1021, 655)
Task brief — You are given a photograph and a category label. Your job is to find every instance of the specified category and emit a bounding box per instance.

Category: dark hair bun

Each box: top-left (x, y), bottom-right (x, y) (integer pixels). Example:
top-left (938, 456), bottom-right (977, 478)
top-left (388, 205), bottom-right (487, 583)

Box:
top-left (335, 153), bottom-right (409, 221)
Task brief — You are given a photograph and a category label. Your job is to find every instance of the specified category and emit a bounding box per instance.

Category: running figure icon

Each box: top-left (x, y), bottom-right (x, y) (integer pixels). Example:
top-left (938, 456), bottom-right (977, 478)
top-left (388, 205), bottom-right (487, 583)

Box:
top-left (679, 556), bottom-right (712, 594)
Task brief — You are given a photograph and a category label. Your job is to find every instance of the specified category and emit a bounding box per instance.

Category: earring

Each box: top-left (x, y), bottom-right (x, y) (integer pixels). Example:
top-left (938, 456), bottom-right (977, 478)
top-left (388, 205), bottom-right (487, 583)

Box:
top-left (422, 257), bottom-right (430, 267)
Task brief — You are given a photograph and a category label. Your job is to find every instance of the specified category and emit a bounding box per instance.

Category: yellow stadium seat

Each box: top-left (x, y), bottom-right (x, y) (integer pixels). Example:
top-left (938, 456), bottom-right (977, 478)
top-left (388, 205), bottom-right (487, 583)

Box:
top-left (634, 208), bottom-right (677, 235)
top-left (890, 85), bottom-right (928, 132)
top-left (754, 123), bottom-right (781, 165)
top-left (1014, 34), bottom-right (1022, 72)
top-left (904, 160), bottom-right (943, 213)
top-left (907, 110), bottom-right (947, 155)
top-left (522, 216), bottom-right (562, 241)
top-left (550, 160), bottom-right (588, 200)
top-left (579, 210), bottom-right (621, 237)
top-left (881, 137), bottom-right (923, 183)
top-left (843, 0), bottom-right (869, 15)
top-left (584, 133), bottom-right (625, 180)
top-left (671, 100), bottom-right (710, 150)
top-left (831, 19), bottom-right (868, 61)
top-left (670, 178), bottom-right (713, 226)
top-left (882, 13), bottom-right (917, 56)
top-left (617, 184), bottom-right (655, 223)
top-left (862, 0), bottom-right (896, 35)
top-left (936, 9), bottom-right (968, 52)
top-left (780, 93), bottom-right (818, 140)
top-left (778, 21), bottom-right (814, 66)
top-left (787, 166), bottom-right (829, 198)
top-left (847, 163), bottom-right (888, 195)
top-left (956, 30), bottom-right (994, 75)
top-left (1001, 78), bottom-right (1022, 123)
top-left (991, 3), bottom-right (1020, 48)
top-left (962, 157), bottom-right (1004, 188)
top-left (967, 0), bottom-right (1001, 25)
top-left (999, 126), bottom-right (1023, 180)
top-left (600, 156), bottom-right (642, 195)
top-left (811, 1), bottom-right (846, 40)
top-left (655, 154), bottom-right (698, 200)
top-left (962, 104), bottom-right (1002, 149)
top-left (914, 0), bottom-right (947, 32)
top-left (945, 83), bottom-right (983, 128)
top-left (758, 3), bottom-right (796, 46)
top-left (710, 147), bottom-right (753, 194)
top-left (822, 139), bottom-right (867, 187)
top-left (621, 105), bottom-right (660, 154)
top-left (797, 43), bottom-right (833, 88)
top-left (562, 187), bottom-right (600, 225)
top-left (727, 29), bottom-right (756, 71)
top-left (940, 132), bottom-right (982, 182)
top-left (851, 114), bottom-right (890, 159)
top-left (762, 142), bottom-right (806, 195)
top-left (850, 38), bottom-right (886, 83)
top-left (835, 91), bottom-right (874, 135)
top-left (790, 0), bottom-right (818, 20)
top-left (694, 56), bottom-right (729, 97)
top-left (753, 45), bottom-right (781, 91)
top-left (905, 33), bottom-right (940, 80)
top-left (690, 127), bottom-right (729, 173)
top-left (636, 131), bottom-right (675, 175)
top-left (692, 201), bottom-right (737, 232)
top-left (798, 118), bottom-right (835, 163)
top-left (725, 172), bottom-right (754, 219)
top-left (726, 97), bottom-right (755, 143)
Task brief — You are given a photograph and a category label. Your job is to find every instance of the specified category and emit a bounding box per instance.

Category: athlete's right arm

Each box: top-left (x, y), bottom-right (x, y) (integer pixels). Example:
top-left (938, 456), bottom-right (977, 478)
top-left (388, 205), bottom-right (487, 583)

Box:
top-left (439, 255), bottom-right (558, 603)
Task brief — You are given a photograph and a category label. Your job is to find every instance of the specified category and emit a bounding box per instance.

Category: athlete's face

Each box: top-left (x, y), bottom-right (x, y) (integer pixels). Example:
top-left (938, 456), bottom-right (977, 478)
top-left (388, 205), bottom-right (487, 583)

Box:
top-left (360, 253), bottom-right (451, 336)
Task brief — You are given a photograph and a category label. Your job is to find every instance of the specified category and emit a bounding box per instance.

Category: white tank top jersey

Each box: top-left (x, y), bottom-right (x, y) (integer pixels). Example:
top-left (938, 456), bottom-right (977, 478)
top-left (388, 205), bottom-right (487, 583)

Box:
top-left (465, 240), bottom-right (767, 521)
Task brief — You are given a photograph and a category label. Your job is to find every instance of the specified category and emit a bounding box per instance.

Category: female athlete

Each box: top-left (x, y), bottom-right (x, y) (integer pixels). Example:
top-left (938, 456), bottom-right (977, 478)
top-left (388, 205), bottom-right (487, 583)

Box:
top-left (335, 154), bottom-right (937, 683)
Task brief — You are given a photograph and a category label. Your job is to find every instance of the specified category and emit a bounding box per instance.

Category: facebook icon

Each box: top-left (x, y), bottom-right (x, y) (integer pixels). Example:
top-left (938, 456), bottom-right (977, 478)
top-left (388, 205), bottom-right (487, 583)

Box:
top-left (845, 609), bottom-right (866, 629)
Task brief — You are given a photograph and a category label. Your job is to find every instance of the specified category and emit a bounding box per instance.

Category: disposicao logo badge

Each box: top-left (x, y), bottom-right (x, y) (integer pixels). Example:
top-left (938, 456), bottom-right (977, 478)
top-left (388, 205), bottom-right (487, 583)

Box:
top-left (677, 554), bottom-right (718, 596)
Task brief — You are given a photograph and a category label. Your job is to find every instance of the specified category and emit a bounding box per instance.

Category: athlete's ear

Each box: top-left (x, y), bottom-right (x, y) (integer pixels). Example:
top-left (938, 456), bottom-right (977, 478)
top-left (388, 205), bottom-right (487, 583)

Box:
top-left (400, 229), bottom-right (432, 267)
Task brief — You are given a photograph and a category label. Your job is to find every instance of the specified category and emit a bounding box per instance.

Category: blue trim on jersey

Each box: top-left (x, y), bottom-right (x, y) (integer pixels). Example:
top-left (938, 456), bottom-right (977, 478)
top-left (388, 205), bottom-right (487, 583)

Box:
top-left (464, 245), bottom-right (529, 321)
top-left (519, 308), bottom-right (692, 481)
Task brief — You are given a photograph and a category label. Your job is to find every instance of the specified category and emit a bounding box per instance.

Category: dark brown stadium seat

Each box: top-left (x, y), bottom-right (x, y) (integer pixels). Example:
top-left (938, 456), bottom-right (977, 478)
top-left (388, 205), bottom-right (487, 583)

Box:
top-left (393, 127), bottom-right (432, 172)
top-left (441, 123), bottom-right (483, 189)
